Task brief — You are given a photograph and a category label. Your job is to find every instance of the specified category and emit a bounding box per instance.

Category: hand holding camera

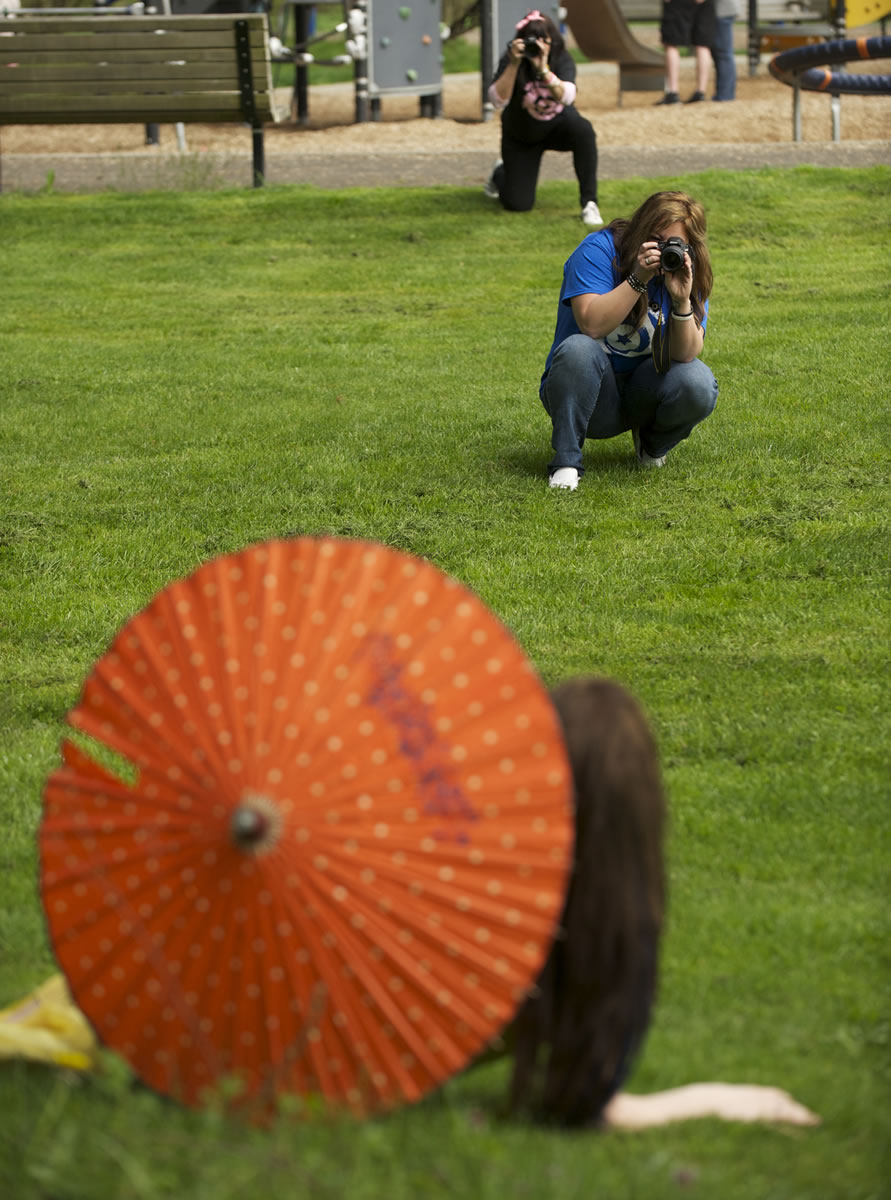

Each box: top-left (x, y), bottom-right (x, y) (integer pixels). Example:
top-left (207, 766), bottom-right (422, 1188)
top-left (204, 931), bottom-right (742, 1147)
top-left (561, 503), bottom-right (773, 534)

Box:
top-left (636, 236), bottom-right (694, 307)
top-left (508, 34), bottom-right (549, 72)
top-left (507, 37), bottom-right (525, 64)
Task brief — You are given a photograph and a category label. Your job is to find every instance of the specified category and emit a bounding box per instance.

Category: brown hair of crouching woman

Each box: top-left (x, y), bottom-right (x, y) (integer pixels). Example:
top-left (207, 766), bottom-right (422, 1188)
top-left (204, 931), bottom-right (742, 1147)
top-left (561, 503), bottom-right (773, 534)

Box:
top-left (508, 677), bottom-right (666, 1126)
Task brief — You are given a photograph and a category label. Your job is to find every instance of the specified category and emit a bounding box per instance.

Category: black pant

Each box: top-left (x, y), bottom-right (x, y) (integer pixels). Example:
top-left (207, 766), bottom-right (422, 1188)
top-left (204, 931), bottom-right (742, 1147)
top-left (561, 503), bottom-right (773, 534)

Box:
top-left (496, 110), bottom-right (598, 212)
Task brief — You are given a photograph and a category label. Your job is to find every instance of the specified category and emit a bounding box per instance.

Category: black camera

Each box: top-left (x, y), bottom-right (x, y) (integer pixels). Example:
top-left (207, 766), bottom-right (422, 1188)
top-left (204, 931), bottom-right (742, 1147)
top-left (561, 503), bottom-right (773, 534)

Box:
top-left (659, 237), bottom-right (693, 272)
top-left (522, 34), bottom-right (542, 58)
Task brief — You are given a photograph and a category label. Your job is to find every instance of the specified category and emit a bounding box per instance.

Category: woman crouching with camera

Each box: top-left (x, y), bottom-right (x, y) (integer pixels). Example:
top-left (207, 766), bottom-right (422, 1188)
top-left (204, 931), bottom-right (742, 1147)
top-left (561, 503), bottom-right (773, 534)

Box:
top-left (540, 191), bottom-right (718, 490)
top-left (485, 10), bottom-right (602, 229)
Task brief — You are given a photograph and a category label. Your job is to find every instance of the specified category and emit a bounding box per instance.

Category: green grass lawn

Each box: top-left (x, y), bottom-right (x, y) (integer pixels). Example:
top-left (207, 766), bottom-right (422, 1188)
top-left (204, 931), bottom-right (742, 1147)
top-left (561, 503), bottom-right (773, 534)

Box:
top-left (1, 168), bottom-right (889, 1199)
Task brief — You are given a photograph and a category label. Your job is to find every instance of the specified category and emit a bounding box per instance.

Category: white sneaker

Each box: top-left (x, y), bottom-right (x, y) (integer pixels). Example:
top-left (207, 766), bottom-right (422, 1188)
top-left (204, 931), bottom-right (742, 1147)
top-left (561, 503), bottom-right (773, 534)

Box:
top-left (549, 467), bottom-right (579, 490)
top-left (632, 428), bottom-right (667, 468)
top-left (483, 159), bottom-right (502, 199)
top-left (581, 200), bottom-right (603, 228)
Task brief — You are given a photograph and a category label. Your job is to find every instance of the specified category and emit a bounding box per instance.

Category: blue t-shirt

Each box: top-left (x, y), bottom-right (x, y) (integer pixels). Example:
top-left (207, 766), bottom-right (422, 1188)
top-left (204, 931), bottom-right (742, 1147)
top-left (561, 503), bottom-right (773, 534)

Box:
top-left (541, 228), bottom-right (709, 388)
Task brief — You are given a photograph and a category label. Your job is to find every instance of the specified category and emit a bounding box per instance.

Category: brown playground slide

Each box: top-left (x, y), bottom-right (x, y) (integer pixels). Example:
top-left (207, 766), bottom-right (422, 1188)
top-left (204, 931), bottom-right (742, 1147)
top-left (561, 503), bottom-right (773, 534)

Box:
top-left (565, 0), bottom-right (665, 95)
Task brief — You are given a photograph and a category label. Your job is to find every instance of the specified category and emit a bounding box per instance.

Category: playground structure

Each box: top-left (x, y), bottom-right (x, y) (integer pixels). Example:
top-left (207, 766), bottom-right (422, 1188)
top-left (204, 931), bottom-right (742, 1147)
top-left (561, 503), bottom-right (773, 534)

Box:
top-left (747, 0), bottom-right (891, 72)
top-left (746, 0), bottom-right (891, 139)
top-left (274, 0), bottom-right (446, 122)
top-left (768, 33), bottom-right (891, 137)
top-left (3, 0), bottom-right (887, 138)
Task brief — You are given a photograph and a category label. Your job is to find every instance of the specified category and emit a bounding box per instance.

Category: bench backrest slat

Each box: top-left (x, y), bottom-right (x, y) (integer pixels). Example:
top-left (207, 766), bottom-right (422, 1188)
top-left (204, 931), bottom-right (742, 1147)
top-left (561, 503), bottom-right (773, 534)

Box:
top-left (3, 29), bottom-right (267, 52)
top-left (7, 62), bottom-right (256, 82)
top-left (0, 14), bottom-right (269, 34)
top-left (3, 47), bottom-right (259, 66)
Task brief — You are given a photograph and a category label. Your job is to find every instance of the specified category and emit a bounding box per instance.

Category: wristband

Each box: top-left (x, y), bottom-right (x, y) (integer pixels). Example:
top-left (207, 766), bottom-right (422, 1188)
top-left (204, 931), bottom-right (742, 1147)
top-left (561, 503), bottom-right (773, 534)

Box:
top-left (627, 273), bottom-right (647, 294)
top-left (671, 308), bottom-right (695, 320)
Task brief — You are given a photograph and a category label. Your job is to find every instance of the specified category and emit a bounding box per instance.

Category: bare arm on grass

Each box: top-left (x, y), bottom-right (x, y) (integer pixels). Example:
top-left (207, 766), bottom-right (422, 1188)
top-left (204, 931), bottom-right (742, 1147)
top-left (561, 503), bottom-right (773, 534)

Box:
top-left (603, 1083), bottom-right (820, 1129)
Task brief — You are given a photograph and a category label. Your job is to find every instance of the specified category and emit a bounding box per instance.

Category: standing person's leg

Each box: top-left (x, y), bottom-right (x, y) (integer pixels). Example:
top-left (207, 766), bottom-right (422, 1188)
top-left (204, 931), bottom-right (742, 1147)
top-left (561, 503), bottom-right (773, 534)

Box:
top-left (686, 0), bottom-right (717, 100)
top-left (495, 135), bottom-right (546, 212)
top-left (665, 45), bottom-right (682, 94)
top-left (689, 43), bottom-right (712, 97)
top-left (540, 334), bottom-right (624, 480)
top-left (658, 45), bottom-right (682, 102)
top-left (711, 15), bottom-right (736, 99)
top-left (619, 358), bottom-right (717, 461)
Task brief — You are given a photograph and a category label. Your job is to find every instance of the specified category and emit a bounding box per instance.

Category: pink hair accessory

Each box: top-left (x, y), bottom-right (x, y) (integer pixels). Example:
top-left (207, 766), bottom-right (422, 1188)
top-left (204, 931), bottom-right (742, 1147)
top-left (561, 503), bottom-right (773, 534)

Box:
top-left (515, 9), bottom-right (544, 32)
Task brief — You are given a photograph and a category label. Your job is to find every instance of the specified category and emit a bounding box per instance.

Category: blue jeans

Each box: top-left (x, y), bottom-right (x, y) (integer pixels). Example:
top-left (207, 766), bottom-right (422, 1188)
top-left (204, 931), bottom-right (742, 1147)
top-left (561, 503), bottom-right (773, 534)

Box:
top-left (711, 16), bottom-right (737, 101)
top-left (540, 333), bottom-right (718, 473)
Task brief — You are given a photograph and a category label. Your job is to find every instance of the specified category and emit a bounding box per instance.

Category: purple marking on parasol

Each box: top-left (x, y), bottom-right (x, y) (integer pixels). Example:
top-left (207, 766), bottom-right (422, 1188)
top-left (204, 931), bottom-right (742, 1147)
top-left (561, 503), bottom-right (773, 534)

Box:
top-left (361, 635), bottom-right (479, 841)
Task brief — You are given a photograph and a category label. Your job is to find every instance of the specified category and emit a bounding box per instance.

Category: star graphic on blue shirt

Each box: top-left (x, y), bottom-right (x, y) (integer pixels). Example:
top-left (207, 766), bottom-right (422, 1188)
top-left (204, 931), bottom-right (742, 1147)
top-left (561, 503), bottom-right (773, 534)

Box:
top-left (615, 331), bottom-right (633, 345)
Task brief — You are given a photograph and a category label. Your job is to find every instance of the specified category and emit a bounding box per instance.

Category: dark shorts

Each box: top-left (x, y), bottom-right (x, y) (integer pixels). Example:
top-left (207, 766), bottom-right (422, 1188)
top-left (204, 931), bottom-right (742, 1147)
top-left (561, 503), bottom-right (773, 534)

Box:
top-left (661, 0), bottom-right (716, 47)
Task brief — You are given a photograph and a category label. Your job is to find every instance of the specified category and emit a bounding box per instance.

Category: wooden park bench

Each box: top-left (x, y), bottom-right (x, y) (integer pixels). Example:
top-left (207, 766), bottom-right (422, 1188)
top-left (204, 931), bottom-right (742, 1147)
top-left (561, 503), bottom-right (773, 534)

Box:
top-left (0, 11), bottom-right (282, 187)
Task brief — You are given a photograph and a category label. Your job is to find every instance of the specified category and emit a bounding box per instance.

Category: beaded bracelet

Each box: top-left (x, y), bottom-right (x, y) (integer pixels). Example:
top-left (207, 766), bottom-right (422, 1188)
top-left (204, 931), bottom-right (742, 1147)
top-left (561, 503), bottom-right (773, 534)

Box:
top-left (626, 273), bottom-right (647, 294)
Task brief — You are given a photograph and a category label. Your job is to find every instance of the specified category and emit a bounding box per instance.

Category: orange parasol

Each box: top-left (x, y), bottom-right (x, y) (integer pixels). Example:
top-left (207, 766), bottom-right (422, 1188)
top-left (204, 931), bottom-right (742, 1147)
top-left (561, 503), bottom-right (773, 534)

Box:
top-left (39, 537), bottom-right (573, 1115)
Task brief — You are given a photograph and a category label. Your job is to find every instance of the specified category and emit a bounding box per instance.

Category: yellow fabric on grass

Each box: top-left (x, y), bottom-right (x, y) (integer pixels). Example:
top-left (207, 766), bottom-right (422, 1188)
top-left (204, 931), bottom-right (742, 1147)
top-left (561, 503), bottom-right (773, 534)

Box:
top-left (0, 974), bottom-right (97, 1071)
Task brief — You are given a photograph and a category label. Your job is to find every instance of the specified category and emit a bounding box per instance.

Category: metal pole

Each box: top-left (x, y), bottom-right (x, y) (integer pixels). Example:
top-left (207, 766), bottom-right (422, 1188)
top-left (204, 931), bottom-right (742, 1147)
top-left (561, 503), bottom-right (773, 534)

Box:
top-left (832, 0), bottom-right (845, 139)
top-left (252, 122), bottom-right (265, 187)
top-left (481, 0), bottom-right (495, 121)
top-left (294, 3), bottom-right (310, 125)
top-left (747, 0), bottom-right (759, 78)
top-left (352, 0), bottom-right (369, 124)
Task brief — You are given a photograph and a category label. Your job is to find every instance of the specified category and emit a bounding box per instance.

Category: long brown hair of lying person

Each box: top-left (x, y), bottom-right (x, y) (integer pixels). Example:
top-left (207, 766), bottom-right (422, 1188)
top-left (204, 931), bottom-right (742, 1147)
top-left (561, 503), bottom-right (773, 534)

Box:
top-left (509, 677), bottom-right (666, 1127)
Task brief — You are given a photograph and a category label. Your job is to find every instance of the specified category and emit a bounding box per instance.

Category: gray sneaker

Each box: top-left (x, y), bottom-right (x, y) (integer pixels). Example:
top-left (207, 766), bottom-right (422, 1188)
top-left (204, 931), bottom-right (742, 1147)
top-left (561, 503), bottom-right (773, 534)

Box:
top-left (632, 428), bottom-right (667, 468)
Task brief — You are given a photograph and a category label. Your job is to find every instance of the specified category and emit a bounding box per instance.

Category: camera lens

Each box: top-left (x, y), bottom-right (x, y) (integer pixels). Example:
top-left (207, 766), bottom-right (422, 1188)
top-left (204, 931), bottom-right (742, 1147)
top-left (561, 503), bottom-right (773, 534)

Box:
top-left (660, 245), bottom-right (684, 272)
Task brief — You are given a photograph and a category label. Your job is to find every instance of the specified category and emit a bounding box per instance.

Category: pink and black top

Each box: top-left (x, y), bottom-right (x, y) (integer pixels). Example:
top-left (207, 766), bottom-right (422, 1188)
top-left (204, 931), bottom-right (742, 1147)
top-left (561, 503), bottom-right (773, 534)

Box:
top-left (488, 45), bottom-right (580, 142)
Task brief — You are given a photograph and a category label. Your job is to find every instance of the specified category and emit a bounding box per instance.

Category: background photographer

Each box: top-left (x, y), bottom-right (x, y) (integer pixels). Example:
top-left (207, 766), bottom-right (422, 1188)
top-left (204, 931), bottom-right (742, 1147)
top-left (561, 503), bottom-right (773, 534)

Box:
top-left (484, 10), bottom-right (602, 229)
top-left (539, 191), bottom-right (718, 490)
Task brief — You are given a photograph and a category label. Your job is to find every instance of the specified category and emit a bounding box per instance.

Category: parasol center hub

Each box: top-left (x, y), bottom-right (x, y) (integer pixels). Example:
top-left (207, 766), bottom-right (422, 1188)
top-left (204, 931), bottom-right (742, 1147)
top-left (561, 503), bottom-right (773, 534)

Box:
top-left (231, 793), bottom-right (281, 853)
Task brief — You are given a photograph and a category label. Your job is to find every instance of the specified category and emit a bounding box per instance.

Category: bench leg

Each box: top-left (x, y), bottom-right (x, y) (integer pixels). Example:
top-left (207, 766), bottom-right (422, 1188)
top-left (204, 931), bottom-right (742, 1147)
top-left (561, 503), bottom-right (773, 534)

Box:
top-left (252, 123), bottom-right (265, 188)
